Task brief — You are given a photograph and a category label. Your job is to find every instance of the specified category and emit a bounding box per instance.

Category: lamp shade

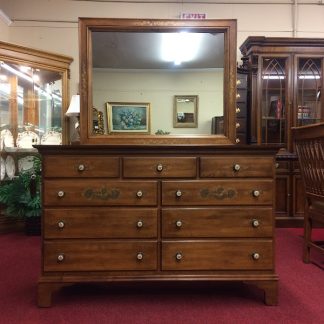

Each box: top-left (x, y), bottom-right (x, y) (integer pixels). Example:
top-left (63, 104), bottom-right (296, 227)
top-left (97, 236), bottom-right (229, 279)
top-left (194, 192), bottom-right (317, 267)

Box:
top-left (66, 94), bottom-right (80, 116)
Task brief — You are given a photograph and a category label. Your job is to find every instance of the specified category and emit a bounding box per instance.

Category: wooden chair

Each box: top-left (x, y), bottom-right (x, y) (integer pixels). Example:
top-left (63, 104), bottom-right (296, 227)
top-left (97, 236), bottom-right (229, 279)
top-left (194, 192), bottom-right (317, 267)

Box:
top-left (292, 122), bottom-right (324, 263)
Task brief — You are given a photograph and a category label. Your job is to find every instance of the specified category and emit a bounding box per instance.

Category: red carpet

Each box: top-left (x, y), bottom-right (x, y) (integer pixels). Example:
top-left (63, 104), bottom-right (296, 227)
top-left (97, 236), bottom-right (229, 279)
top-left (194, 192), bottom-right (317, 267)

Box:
top-left (1, 228), bottom-right (324, 324)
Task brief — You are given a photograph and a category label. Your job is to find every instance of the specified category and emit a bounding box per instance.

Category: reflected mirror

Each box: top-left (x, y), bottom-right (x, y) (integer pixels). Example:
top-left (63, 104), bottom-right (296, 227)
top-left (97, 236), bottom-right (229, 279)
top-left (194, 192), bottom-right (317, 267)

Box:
top-left (174, 95), bottom-right (198, 128)
top-left (79, 18), bottom-right (237, 145)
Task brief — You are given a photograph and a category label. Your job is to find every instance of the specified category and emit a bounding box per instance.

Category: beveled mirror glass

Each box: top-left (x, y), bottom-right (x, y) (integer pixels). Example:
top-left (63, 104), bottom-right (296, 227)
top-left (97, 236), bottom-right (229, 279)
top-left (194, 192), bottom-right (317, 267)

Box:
top-left (79, 18), bottom-right (237, 145)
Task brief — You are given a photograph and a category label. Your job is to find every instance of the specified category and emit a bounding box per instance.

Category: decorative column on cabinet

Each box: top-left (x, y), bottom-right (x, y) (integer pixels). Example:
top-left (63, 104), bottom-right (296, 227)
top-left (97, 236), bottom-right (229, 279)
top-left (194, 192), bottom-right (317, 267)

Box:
top-left (240, 36), bottom-right (324, 227)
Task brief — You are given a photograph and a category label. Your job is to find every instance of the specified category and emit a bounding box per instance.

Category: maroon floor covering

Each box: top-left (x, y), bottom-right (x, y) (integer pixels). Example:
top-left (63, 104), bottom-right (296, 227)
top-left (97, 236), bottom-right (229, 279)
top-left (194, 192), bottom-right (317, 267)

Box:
top-left (1, 228), bottom-right (323, 324)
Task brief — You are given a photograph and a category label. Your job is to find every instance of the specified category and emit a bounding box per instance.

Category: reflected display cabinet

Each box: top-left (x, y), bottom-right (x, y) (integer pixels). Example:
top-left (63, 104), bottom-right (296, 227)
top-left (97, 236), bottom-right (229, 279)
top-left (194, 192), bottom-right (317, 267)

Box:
top-left (240, 37), bottom-right (324, 226)
top-left (0, 41), bottom-right (73, 232)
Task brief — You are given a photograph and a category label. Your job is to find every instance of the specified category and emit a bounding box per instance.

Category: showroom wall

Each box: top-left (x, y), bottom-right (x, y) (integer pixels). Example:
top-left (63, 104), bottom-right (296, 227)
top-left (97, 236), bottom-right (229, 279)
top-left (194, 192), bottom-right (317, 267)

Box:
top-left (1, 0), bottom-right (324, 96)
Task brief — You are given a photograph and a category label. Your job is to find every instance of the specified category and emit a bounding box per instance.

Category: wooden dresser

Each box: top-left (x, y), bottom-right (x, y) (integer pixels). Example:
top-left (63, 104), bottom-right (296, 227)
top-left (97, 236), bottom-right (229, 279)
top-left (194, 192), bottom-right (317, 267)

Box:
top-left (37, 145), bottom-right (278, 306)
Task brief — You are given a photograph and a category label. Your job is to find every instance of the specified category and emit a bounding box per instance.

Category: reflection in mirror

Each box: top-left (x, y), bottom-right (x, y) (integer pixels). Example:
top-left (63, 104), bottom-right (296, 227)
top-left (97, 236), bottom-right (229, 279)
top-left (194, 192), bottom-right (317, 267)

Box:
top-left (174, 95), bottom-right (198, 128)
top-left (92, 107), bottom-right (104, 134)
top-left (92, 31), bottom-right (223, 136)
top-left (79, 18), bottom-right (237, 145)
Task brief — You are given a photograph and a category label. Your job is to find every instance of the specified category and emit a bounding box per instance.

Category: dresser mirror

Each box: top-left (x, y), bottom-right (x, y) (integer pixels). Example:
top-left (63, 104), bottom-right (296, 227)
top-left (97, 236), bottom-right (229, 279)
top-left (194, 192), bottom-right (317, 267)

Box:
top-left (79, 18), bottom-right (237, 144)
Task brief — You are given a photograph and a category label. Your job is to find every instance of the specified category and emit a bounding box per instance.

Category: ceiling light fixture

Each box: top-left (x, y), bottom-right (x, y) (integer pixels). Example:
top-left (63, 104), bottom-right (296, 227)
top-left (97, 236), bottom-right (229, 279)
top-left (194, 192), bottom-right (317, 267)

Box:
top-left (161, 32), bottom-right (202, 66)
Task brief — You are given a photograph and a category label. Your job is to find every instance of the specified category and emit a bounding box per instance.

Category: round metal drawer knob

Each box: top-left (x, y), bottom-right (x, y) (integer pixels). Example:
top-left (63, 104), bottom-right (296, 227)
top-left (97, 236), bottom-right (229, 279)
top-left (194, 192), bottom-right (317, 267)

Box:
top-left (176, 190), bottom-right (182, 197)
top-left (252, 190), bottom-right (260, 197)
top-left (58, 221), bottom-right (65, 229)
top-left (137, 252), bottom-right (144, 261)
top-left (236, 107), bottom-right (241, 114)
top-left (57, 254), bottom-right (65, 262)
top-left (252, 252), bottom-right (260, 260)
top-left (236, 122), bottom-right (240, 129)
top-left (275, 163), bottom-right (279, 169)
top-left (236, 79), bottom-right (241, 85)
top-left (252, 219), bottom-right (260, 228)
top-left (156, 164), bottom-right (163, 172)
top-left (176, 252), bottom-right (183, 261)
top-left (235, 138), bottom-right (240, 144)
top-left (175, 220), bottom-right (182, 228)
top-left (136, 190), bottom-right (143, 198)
top-left (137, 220), bottom-right (143, 228)
top-left (233, 164), bottom-right (241, 172)
top-left (78, 164), bottom-right (85, 171)
top-left (236, 93), bottom-right (241, 99)
top-left (57, 190), bottom-right (65, 198)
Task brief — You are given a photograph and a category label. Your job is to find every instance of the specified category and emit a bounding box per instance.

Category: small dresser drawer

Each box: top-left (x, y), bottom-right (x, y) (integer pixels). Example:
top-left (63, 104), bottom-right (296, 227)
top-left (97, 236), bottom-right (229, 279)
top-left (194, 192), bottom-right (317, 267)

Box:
top-left (43, 155), bottom-right (120, 178)
top-left (162, 180), bottom-right (273, 206)
top-left (44, 208), bottom-right (158, 239)
top-left (44, 240), bottom-right (157, 271)
top-left (162, 240), bottom-right (273, 270)
top-left (123, 157), bottom-right (197, 178)
top-left (43, 180), bottom-right (158, 206)
top-left (162, 207), bottom-right (273, 238)
top-left (200, 156), bottom-right (274, 178)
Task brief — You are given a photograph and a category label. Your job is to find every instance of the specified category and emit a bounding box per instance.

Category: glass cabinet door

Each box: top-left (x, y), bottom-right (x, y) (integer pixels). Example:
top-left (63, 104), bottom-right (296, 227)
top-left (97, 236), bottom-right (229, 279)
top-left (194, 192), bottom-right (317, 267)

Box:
top-left (296, 57), bottom-right (323, 126)
top-left (0, 62), bottom-right (64, 149)
top-left (260, 57), bottom-right (288, 145)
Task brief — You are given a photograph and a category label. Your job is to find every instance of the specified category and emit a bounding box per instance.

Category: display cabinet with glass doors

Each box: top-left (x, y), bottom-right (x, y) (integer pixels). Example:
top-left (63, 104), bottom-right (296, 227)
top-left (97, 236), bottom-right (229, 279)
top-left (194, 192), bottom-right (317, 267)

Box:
top-left (0, 41), bottom-right (72, 232)
top-left (240, 36), bottom-right (324, 227)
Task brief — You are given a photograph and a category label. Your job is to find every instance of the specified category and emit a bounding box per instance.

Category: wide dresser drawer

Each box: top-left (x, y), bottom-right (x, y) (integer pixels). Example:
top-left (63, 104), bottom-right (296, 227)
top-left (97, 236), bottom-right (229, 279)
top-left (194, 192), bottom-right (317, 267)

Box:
top-left (162, 180), bottom-right (273, 205)
top-left (44, 240), bottom-right (157, 271)
top-left (44, 208), bottom-right (158, 238)
top-left (43, 155), bottom-right (120, 178)
top-left (200, 156), bottom-right (274, 178)
top-left (162, 207), bottom-right (273, 238)
top-left (162, 240), bottom-right (273, 270)
top-left (43, 180), bottom-right (158, 206)
top-left (123, 157), bottom-right (197, 178)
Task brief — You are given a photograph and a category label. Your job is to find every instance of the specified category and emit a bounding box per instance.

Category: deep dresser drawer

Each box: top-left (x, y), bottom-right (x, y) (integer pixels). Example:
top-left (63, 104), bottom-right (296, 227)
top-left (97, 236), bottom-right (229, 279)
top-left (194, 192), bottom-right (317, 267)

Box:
top-left (162, 240), bottom-right (273, 270)
top-left (162, 207), bottom-right (273, 238)
top-left (200, 156), bottom-right (274, 178)
top-left (162, 180), bottom-right (273, 205)
top-left (43, 180), bottom-right (158, 206)
top-left (44, 208), bottom-right (158, 238)
top-left (43, 155), bottom-right (120, 178)
top-left (123, 157), bottom-right (197, 178)
top-left (44, 240), bottom-right (157, 271)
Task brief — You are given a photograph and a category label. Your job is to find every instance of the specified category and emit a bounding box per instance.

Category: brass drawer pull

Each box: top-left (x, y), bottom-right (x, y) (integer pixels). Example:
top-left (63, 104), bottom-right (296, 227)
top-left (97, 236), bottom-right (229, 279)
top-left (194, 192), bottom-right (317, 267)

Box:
top-left (78, 164), bottom-right (85, 171)
top-left (236, 93), bottom-right (241, 99)
top-left (156, 163), bottom-right (163, 172)
top-left (233, 163), bottom-right (241, 172)
top-left (57, 254), bottom-right (65, 262)
top-left (175, 252), bottom-right (183, 261)
top-left (175, 190), bottom-right (182, 197)
top-left (275, 163), bottom-right (279, 169)
top-left (175, 220), bottom-right (182, 228)
top-left (57, 190), bottom-right (65, 198)
top-left (136, 220), bottom-right (143, 228)
top-left (57, 221), bottom-right (65, 229)
top-left (236, 122), bottom-right (240, 129)
top-left (252, 190), bottom-right (260, 197)
top-left (136, 252), bottom-right (144, 261)
top-left (236, 107), bottom-right (241, 114)
top-left (235, 138), bottom-right (240, 144)
top-left (252, 219), bottom-right (260, 228)
top-left (252, 252), bottom-right (260, 260)
top-left (136, 190), bottom-right (143, 198)
top-left (236, 79), bottom-right (241, 86)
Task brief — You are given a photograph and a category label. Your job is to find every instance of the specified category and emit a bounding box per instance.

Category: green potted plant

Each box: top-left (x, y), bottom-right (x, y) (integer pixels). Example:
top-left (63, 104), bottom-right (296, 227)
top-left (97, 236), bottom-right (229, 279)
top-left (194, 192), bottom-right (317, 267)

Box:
top-left (0, 156), bottom-right (41, 235)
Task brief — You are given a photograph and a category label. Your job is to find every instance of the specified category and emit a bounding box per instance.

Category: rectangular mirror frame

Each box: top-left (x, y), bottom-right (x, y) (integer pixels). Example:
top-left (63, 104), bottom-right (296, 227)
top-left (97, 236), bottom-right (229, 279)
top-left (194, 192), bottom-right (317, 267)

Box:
top-left (79, 18), bottom-right (237, 145)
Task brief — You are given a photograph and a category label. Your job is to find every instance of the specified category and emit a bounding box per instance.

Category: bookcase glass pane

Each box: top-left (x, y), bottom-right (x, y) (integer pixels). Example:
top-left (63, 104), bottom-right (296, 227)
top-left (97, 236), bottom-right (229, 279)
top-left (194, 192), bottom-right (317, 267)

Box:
top-left (261, 57), bottom-right (287, 144)
top-left (297, 58), bottom-right (322, 126)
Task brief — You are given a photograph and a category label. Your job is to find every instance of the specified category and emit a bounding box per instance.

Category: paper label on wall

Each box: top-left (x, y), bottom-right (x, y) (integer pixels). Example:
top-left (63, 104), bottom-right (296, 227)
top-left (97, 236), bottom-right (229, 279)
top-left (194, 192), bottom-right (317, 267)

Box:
top-left (181, 13), bottom-right (207, 19)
